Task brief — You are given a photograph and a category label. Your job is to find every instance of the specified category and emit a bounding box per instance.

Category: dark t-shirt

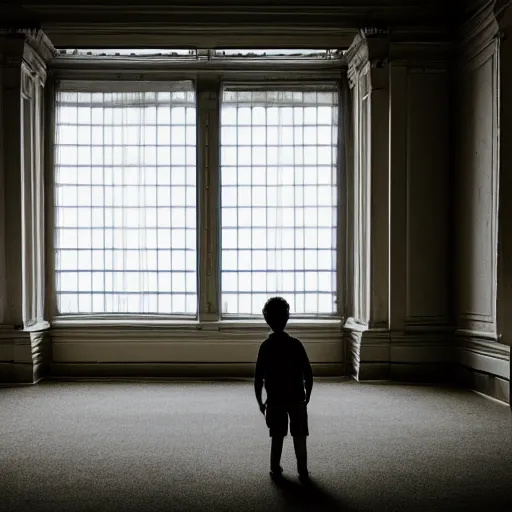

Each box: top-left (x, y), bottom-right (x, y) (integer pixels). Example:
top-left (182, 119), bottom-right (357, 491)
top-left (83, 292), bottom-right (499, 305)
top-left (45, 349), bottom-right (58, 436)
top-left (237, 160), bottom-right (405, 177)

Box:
top-left (255, 331), bottom-right (312, 405)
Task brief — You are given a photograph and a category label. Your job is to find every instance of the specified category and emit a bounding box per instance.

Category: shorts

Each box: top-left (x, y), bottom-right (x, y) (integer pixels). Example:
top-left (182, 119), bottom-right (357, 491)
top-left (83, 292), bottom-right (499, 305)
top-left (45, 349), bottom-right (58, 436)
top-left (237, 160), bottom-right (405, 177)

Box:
top-left (265, 401), bottom-right (309, 437)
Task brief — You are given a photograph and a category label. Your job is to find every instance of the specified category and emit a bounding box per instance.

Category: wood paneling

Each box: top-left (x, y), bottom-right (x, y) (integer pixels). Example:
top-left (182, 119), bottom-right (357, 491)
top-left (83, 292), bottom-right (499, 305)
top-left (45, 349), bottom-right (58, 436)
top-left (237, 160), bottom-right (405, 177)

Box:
top-left (406, 70), bottom-right (450, 324)
top-left (457, 43), bottom-right (498, 331)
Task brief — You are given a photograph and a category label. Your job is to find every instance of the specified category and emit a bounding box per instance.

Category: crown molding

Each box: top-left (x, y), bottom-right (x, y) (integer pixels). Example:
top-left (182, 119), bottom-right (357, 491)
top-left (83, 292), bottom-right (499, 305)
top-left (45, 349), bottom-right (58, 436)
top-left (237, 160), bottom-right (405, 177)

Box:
top-left (38, 27), bottom-right (360, 51)
top-left (3, 1), bottom-right (453, 24)
top-left (0, 1), bottom-right (454, 48)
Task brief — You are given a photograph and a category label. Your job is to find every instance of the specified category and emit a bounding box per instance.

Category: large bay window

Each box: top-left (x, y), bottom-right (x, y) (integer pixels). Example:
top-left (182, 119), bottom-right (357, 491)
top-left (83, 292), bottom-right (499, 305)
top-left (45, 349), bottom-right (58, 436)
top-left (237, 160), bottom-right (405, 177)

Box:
top-left (49, 50), bottom-right (343, 321)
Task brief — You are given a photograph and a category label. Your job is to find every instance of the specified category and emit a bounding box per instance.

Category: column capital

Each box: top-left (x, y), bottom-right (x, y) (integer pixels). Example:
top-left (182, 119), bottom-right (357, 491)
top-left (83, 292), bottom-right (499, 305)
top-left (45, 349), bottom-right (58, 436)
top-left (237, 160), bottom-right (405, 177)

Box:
top-left (0, 29), bottom-right (56, 82)
top-left (345, 28), bottom-right (389, 88)
top-left (458, 0), bottom-right (510, 61)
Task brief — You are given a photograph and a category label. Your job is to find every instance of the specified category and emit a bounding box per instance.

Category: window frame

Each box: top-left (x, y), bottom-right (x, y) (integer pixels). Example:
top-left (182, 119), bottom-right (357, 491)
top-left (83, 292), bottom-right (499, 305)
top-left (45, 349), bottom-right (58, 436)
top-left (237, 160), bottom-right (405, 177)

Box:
top-left (45, 55), bottom-right (347, 324)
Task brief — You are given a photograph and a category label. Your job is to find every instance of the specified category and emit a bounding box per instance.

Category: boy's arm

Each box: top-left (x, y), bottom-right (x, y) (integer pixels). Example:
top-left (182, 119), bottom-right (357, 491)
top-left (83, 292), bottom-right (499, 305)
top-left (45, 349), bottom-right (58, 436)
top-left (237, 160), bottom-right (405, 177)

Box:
top-left (302, 344), bottom-right (313, 403)
top-left (254, 344), bottom-right (265, 410)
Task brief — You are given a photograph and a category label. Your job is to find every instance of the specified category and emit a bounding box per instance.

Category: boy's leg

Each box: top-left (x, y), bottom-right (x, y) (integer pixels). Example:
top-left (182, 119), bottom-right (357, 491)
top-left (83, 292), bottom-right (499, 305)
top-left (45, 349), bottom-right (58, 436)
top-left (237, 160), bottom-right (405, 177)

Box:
top-left (289, 402), bottom-right (309, 476)
top-left (270, 436), bottom-right (285, 472)
top-left (292, 435), bottom-right (308, 475)
top-left (265, 404), bottom-right (288, 473)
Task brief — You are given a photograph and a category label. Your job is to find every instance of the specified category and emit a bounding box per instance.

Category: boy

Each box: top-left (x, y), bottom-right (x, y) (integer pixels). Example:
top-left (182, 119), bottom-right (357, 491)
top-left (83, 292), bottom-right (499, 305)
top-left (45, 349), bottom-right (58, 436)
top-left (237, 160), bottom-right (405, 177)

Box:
top-left (254, 296), bottom-right (313, 482)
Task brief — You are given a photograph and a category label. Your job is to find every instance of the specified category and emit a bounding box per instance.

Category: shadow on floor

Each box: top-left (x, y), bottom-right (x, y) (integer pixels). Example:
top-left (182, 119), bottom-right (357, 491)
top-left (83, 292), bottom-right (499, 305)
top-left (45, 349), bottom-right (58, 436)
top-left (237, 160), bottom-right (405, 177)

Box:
top-left (271, 475), bottom-right (357, 512)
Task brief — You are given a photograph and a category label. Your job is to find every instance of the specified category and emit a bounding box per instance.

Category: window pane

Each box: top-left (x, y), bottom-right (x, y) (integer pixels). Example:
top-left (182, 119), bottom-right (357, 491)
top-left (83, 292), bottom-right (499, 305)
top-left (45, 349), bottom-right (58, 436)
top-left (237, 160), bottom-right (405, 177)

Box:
top-left (220, 87), bottom-right (338, 315)
top-left (54, 84), bottom-right (197, 315)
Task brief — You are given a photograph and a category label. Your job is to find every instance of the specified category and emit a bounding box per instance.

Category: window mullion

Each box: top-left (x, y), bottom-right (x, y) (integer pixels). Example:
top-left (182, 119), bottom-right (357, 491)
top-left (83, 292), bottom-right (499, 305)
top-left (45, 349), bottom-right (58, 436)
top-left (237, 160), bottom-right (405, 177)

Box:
top-left (45, 75), bottom-right (58, 320)
top-left (197, 77), bottom-right (220, 322)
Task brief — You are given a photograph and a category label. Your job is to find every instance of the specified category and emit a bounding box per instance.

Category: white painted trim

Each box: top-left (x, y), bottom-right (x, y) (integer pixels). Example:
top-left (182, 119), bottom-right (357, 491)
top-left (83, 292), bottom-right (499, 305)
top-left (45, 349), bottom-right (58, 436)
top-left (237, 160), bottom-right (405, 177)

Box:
top-left (18, 39), bottom-right (49, 330)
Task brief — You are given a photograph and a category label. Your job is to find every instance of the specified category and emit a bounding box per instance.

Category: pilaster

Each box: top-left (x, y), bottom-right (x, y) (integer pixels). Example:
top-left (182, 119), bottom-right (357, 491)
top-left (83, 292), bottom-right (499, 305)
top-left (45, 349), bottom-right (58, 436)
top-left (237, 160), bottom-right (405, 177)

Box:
top-left (0, 29), bottom-right (55, 383)
top-left (345, 27), bottom-right (454, 382)
top-left (344, 28), bottom-right (391, 379)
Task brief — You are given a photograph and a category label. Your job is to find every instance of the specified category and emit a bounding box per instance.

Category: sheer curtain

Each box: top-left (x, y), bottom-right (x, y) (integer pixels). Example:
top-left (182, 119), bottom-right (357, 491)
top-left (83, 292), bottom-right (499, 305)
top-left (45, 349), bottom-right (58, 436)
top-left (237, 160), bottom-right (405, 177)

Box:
top-left (220, 85), bottom-right (339, 316)
top-left (54, 81), bottom-right (197, 316)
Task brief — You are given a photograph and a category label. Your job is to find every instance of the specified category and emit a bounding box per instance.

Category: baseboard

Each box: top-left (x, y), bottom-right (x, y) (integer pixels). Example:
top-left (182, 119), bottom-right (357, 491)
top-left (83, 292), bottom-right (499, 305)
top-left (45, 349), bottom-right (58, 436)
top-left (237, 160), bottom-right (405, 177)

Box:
top-left (455, 337), bottom-right (510, 379)
top-left (358, 362), bottom-right (454, 383)
top-left (49, 362), bottom-right (345, 379)
top-left (0, 362), bottom-right (35, 383)
top-left (454, 365), bottom-right (510, 404)
top-left (344, 325), bottom-right (454, 383)
top-left (454, 334), bottom-right (510, 404)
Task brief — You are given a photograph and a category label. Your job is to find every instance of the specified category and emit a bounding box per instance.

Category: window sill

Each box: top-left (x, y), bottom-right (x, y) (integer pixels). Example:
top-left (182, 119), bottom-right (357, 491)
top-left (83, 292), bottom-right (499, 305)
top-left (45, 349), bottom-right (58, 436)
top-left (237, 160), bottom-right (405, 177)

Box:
top-left (50, 317), bottom-right (344, 330)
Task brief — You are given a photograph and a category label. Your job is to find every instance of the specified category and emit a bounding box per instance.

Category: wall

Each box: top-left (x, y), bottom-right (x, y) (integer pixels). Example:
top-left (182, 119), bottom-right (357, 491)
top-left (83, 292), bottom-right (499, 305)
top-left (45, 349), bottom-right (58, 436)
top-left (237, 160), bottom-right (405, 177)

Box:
top-left (0, 18), bottom-right (465, 386)
top-left (455, 2), bottom-right (510, 403)
top-left (29, 29), bottom-right (453, 383)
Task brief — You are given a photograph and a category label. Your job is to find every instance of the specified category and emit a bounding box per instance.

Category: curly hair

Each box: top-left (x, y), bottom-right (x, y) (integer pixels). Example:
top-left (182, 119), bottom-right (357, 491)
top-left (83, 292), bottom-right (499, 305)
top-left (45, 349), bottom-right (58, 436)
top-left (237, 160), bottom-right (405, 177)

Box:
top-left (262, 296), bottom-right (290, 332)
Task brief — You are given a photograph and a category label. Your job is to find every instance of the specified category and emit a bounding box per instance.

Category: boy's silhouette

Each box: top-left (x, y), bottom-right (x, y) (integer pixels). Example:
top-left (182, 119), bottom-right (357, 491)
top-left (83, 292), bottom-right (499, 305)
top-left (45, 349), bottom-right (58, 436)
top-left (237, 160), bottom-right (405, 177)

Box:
top-left (254, 297), bottom-right (313, 482)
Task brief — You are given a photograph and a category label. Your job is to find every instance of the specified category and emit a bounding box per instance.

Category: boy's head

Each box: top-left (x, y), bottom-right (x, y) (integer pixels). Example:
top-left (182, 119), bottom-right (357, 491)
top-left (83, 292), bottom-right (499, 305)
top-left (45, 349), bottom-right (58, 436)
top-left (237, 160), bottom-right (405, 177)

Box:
top-left (262, 296), bottom-right (290, 333)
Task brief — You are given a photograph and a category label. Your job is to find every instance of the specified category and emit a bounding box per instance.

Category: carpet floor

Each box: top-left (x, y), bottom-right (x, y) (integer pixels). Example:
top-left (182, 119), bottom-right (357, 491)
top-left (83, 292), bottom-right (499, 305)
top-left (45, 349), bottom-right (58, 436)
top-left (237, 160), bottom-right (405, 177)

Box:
top-left (0, 380), bottom-right (511, 512)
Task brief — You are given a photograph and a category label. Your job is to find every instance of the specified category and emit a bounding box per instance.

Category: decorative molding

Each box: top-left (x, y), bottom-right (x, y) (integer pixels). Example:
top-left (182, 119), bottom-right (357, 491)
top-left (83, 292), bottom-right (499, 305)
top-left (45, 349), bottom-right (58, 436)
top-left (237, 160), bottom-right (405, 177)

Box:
top-left (40, 30), bottom-right (359, 53)
top-left (343, 326), bottom-right (363, 380)
top-left (456, 30), bottom-right (499, 336)
top-left (345, 29), bottom-right (389, 89)
top-left (2, 1), bottom-right (452, 49)
top-left (0, 29), bottom-right (56, 71)
top-left (344, 28), bottom-right (390, 334)
top-left (30, 330), bottom-right (50, 383)
top-left (458, 0), bottom-right (504, 63)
